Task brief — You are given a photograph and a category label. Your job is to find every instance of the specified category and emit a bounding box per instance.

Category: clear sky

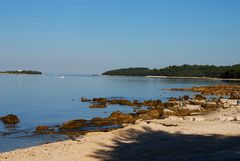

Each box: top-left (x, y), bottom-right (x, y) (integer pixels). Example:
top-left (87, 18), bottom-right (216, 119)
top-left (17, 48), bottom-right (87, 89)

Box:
top-left (0, 0), bottom-right (239, 74)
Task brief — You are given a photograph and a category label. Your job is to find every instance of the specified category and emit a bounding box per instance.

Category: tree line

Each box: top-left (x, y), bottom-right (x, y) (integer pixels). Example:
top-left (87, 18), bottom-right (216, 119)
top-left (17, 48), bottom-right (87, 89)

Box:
top-left (102, 64), bottom-right (240, 79)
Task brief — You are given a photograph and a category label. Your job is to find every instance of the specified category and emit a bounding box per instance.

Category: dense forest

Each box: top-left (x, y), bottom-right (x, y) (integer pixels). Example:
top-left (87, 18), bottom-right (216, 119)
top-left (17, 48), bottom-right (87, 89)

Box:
top-left (0, 70), bottom-right (42, 75)
top-left (102, 64), bottom-right (240, 79)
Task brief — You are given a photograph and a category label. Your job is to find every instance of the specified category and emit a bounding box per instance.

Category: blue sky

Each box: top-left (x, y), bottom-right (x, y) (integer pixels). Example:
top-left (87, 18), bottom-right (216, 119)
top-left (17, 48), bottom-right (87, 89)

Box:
top-left (0, 0), bottom-right (239, 74)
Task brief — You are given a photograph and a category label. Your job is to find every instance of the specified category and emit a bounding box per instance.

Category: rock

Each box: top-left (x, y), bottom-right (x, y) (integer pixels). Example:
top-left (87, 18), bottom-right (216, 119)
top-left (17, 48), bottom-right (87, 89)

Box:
top-left (230, 92), bottom-right (240, 99)
top-left (108, 99), bottom-right (133, 106)
top-left (35, 126), bottom-right (49, 133)
top-left (204, 102), bottom-right (218, 110)
top-left (163, 109), bottom-right (175, 116)
top-left (163, 102), bottom-right (176, 108)
top-left (143, 100), bottom-right (163, 107)
top-left (89, 103), bottom-right (106, 108)
top-left (135, 119), bottom-right (146, 125)
top-left (221, 99), bottom-right (239, 109)
top-left (217, 115), bottom-right (236, 121)
top-left (80, 97), bottom-right (91, 102)
top-left (109, 111), bottom-right (134, 123)
top-left (0, 114), bottom-right (20, 124)
top-left (190, 100), bottom-right (206, 106)
top-left (181, 104), bottom-right (201, 111)
top-left (168, 97), bottom-right (178, 102)
top-left (183, 95), bottom-right (190, 100)
top-left (92, 98), bottom-right (107, 103)
top-left (194, 94), bottom-right (206, 101)
top-left (60, 119), bottom-right (87, 130)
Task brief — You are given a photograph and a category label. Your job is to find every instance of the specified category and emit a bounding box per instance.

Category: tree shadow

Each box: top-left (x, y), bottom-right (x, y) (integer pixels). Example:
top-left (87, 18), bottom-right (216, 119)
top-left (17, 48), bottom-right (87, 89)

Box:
top-left (91, 126), bottom-right (240, 161)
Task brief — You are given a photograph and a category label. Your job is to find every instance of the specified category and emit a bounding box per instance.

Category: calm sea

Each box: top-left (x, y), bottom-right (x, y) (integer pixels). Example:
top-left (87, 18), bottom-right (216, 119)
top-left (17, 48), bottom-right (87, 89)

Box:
top-left (0, 74), bottom-right (232, 152)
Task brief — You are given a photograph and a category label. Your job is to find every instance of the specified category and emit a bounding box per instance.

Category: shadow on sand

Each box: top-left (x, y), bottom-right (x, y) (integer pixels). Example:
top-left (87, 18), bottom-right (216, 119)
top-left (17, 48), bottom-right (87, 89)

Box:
top-left (91, 126), bottom-right (240, 161)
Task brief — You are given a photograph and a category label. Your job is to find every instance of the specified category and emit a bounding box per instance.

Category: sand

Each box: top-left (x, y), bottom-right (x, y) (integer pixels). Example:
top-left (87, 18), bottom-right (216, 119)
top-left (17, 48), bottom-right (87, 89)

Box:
top-left (1, 107), bottom-right (240, 161)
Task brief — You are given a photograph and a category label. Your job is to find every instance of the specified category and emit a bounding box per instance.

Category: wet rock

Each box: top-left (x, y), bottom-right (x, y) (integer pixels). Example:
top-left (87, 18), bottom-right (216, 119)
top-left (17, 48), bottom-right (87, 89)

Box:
top-left (108, 99), bottom-right (133, 106)
top-left (183, 95), bottom-right (190, 100)
top-left (143, 99), bottom-right (163, 107)
top-left (163, 102), bottom-right (175, 108)
top-left (190, 100), bottom-right (206, 106)
top-left (168, 97), bottom-right (178, 102)
top-left (0, 114), bottom-right (20, 124)
top-left (194, 94), bottom-right (206, 101)
top-left (89, 103), bottom-right (106, 108)
top-left (92, 98), bottom-right (107, 103)
top-left (81, 97), bottom-right (91, 102)
top-left (108, 111), bottom-right (134, 123)
top-left (35, 126), bottom-right (49, 133)
top-left (230, 92), bottom-right (240, 99)
top-left (60, 119), bottom-right (87, 130)
top-left (136, 108), bottom-right (163, 120)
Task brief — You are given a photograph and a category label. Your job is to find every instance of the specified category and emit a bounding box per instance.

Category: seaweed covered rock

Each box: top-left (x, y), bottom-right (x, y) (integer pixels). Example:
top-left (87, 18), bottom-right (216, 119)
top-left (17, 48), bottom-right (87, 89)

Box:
top-left (35, 126), bottom-right (49, 133)
top-left (0, 114), bottom-right (20, 124)
top-left (81, 97), bottom-right (91, 102)
top-left (60, 119), bottom-right (87, 130)
top-left (194, 94), bottom-right (206, 101)
top-left (143, 99), bottom-right (163, 107)
top-left (108, 111), bottom-right (134, 123)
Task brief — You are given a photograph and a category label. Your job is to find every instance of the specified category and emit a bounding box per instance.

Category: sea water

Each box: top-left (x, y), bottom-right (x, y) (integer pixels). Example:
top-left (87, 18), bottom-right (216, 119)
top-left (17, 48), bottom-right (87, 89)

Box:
top-left (0, 74), bottom-right (231, 152)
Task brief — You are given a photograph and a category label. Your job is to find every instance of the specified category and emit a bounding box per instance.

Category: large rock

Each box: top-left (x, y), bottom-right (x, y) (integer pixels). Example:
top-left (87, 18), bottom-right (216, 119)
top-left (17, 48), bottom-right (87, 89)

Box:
top-left (0, 114), bottom-right (20, 124)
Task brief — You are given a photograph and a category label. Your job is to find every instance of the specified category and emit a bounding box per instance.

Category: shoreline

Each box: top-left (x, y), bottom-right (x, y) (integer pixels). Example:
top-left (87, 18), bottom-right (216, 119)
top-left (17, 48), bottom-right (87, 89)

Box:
top-left (145, 75), bottom-right (240, 81)
top-left (102, 75), bottom-right (240, 81)
top-left (1, 99), bottom-right (240, 161)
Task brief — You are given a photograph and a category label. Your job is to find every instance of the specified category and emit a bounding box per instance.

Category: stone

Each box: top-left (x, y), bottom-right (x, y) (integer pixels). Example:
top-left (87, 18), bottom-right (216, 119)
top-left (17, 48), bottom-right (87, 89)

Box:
top-left (60, 119), bottom-right (87, 130)
top-left (217, 115), bottom-right (236, 121)
top-left (163, 109), bottom-right (175, 116)
top-left (181, 104), bottom-right (201, 111)
top-left (35, 126), bottom-right (49, 133)
top-left (0, 114), bottom-right (20, 124)
top-left (80, 97), bottom-right (91, 102)
top-left (194, 94), bottom-right (206, 101)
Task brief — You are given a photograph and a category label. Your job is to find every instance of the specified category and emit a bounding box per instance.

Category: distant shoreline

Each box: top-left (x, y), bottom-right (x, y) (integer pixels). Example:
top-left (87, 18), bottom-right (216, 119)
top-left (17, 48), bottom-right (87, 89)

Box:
top-left (0, 70), bottom-right (42, 75)
top-left (145, 75), bottom-right (240, 81)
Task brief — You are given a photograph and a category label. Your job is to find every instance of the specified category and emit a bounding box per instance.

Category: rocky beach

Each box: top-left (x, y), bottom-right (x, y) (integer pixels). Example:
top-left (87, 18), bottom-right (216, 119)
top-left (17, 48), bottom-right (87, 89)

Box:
top-left (1, 84), bottom-right (240, 161)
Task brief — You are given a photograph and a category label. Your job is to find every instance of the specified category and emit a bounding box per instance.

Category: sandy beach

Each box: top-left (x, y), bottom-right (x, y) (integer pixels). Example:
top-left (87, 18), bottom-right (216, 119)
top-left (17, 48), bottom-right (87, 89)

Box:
top-left (1, 104), bottom-right (240, 161)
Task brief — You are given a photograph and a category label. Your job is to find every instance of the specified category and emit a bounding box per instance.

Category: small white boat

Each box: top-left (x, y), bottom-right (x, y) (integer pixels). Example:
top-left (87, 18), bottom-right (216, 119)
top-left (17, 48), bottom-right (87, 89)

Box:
top-left (60, 76), bottom-right (65, 79)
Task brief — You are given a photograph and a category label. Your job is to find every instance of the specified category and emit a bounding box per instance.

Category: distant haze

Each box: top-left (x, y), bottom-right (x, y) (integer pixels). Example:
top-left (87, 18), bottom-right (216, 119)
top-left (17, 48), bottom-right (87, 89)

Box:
top-left (0, 0), bottom-right (239, 74)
